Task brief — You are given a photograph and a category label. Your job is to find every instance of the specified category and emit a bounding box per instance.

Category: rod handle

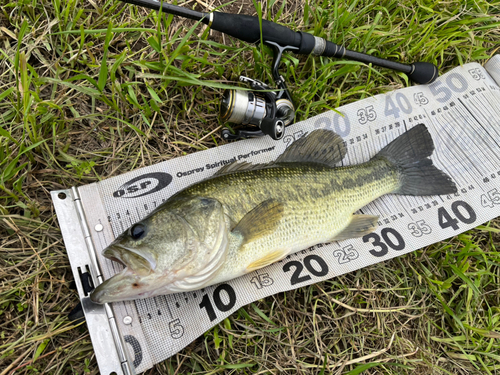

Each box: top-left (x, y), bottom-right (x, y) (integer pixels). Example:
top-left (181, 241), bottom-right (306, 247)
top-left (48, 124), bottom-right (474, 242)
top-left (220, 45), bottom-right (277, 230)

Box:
top-left (210, 12), bottom-right (303, 48)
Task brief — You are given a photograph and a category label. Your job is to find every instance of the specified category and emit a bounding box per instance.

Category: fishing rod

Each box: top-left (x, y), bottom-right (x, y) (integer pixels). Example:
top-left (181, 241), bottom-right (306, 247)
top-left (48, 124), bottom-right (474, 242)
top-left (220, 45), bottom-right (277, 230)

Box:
top-left (121, 0), bottom-right (439, 140)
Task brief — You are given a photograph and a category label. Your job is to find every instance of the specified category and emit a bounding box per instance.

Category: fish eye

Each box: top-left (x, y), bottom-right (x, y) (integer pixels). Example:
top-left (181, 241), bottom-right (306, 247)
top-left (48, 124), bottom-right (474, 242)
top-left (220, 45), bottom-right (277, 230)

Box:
top-left (130, 223), bottom-right (146, 240)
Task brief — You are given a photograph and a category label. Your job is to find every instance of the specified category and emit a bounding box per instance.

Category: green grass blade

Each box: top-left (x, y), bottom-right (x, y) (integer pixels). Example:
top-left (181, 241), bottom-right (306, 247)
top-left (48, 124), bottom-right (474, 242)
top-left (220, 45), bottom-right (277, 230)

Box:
top-left (97, 22), bottom-right (113, 93)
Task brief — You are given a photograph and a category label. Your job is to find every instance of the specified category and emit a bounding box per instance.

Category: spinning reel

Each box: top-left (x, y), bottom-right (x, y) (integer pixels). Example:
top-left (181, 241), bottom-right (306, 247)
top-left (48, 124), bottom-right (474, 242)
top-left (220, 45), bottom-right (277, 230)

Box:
top-left (220, 43), bottom-right (296, 141)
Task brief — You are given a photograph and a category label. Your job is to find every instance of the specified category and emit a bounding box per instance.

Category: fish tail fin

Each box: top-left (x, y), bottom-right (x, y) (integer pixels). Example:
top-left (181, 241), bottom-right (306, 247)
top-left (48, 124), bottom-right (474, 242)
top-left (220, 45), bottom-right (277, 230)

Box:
top-left (376, 124), bottom-right (457, 195)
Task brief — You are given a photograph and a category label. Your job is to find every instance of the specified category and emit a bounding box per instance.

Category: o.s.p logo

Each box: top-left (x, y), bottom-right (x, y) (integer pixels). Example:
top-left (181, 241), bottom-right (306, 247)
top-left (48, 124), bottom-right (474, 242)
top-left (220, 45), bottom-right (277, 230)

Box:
top-left (112, 172), bottom-right (172, 198)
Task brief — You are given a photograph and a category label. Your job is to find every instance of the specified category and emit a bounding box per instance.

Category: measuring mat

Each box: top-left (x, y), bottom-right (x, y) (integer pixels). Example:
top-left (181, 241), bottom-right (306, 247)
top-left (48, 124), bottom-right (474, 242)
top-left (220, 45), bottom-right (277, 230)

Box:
top-left (52, 56), bottom-right (500, 375)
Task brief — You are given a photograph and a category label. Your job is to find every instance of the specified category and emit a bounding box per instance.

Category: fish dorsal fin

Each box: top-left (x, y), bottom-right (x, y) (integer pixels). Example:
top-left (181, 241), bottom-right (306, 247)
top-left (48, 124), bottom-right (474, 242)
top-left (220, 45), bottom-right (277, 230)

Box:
top-left (214, 161), bottom-right (272, 176)
top-left (276, 129), bottom-right (346, 167)
top-left (215, 161), bottom-right (254, 175)
top-left (232, 199), bottom-right (284, 246)
top-left (214, 130), bottom-right (345, 177)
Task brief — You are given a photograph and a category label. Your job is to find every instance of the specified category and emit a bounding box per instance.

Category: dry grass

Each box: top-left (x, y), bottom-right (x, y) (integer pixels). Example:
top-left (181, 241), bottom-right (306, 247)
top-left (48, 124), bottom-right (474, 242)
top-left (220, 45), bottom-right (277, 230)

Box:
top-left (1, 0), bottom-right (500, 374)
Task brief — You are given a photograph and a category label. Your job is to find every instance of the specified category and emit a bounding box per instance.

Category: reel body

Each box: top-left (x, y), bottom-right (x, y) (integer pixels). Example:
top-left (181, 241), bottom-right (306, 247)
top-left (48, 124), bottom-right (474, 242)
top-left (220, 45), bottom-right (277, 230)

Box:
top-left (220, 43), bottom-right (297, 141)
top-left (220, 77), bottom-right (295, 140)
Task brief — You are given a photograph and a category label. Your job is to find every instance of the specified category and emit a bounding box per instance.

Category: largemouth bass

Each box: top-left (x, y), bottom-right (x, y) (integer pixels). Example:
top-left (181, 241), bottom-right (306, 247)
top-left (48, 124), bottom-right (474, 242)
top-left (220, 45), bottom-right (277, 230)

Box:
top-left (91, 124), bottom-right (456, 304)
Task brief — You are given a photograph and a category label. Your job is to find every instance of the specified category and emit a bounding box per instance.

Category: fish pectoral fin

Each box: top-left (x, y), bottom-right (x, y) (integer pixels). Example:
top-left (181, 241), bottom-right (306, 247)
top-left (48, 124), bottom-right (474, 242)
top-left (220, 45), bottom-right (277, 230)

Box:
top-left (332, 214), bottom-right (379, 241)
top-left (246, 249), bottom-right (289, 272)
top-left (232, 199), bottom-right (285, 246)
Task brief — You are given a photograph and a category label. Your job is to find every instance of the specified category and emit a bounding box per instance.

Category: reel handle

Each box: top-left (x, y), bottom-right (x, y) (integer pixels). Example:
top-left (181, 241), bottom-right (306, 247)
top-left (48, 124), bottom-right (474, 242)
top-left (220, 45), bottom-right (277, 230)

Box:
top-left (222, 128), bottom-right (264, 140)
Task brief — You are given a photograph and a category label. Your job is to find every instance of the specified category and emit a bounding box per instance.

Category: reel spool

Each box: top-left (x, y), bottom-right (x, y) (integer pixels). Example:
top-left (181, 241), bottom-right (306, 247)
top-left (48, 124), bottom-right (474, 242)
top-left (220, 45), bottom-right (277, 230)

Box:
top-left (220, 42), bottom-right (298, 141)
top-left (220, 77), bottom-right (295, 140)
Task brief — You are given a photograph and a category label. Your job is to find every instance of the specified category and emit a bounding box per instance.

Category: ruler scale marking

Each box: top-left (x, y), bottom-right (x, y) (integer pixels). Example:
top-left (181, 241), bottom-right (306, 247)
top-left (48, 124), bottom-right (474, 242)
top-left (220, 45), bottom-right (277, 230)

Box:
top-left (463, 96), bottom-right (500, 155)
top-left (439, 121), bottom-right (485, 182)
top-left (455, 98), bottom-right (500, 169)
top-left (447, 107), bottom-right (498, 178)
top-left (436, 111), bottom-right (485, 179)
top-left (432, 116), bottom-right (478, 186)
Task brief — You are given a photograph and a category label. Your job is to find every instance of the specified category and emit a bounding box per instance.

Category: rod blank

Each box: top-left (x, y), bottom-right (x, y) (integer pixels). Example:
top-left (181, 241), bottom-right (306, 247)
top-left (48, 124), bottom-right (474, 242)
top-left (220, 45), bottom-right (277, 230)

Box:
top-left (119, 0), bottom-right (439, 84)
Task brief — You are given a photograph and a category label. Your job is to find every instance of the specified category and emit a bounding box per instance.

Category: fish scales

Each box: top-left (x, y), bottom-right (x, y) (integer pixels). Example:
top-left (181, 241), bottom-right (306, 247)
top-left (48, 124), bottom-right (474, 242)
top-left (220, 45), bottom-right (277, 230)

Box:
top-left (90, 125), bottom-right (457, 303)
top-left (174, 159), bottom-right (401, 283)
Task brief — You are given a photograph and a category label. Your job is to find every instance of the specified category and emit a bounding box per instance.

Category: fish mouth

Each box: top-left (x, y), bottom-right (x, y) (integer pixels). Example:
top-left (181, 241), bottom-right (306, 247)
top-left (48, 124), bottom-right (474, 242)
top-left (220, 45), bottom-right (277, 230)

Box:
top-left (91, 245), bottom-right (181, 304)
top-left (90, 244), bottom-right (159, 304)
top-left (102, 243), bottom-right (157, 273)
top-left (90, 268), bottom-right (155, 304)
top-left (90, 281), bottom-right (117, 304)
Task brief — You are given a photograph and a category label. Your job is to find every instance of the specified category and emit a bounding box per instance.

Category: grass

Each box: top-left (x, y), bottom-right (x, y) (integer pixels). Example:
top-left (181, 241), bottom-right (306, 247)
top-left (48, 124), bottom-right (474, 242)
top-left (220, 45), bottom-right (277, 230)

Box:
top-left (0, 0), bottom-right (499, 373)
